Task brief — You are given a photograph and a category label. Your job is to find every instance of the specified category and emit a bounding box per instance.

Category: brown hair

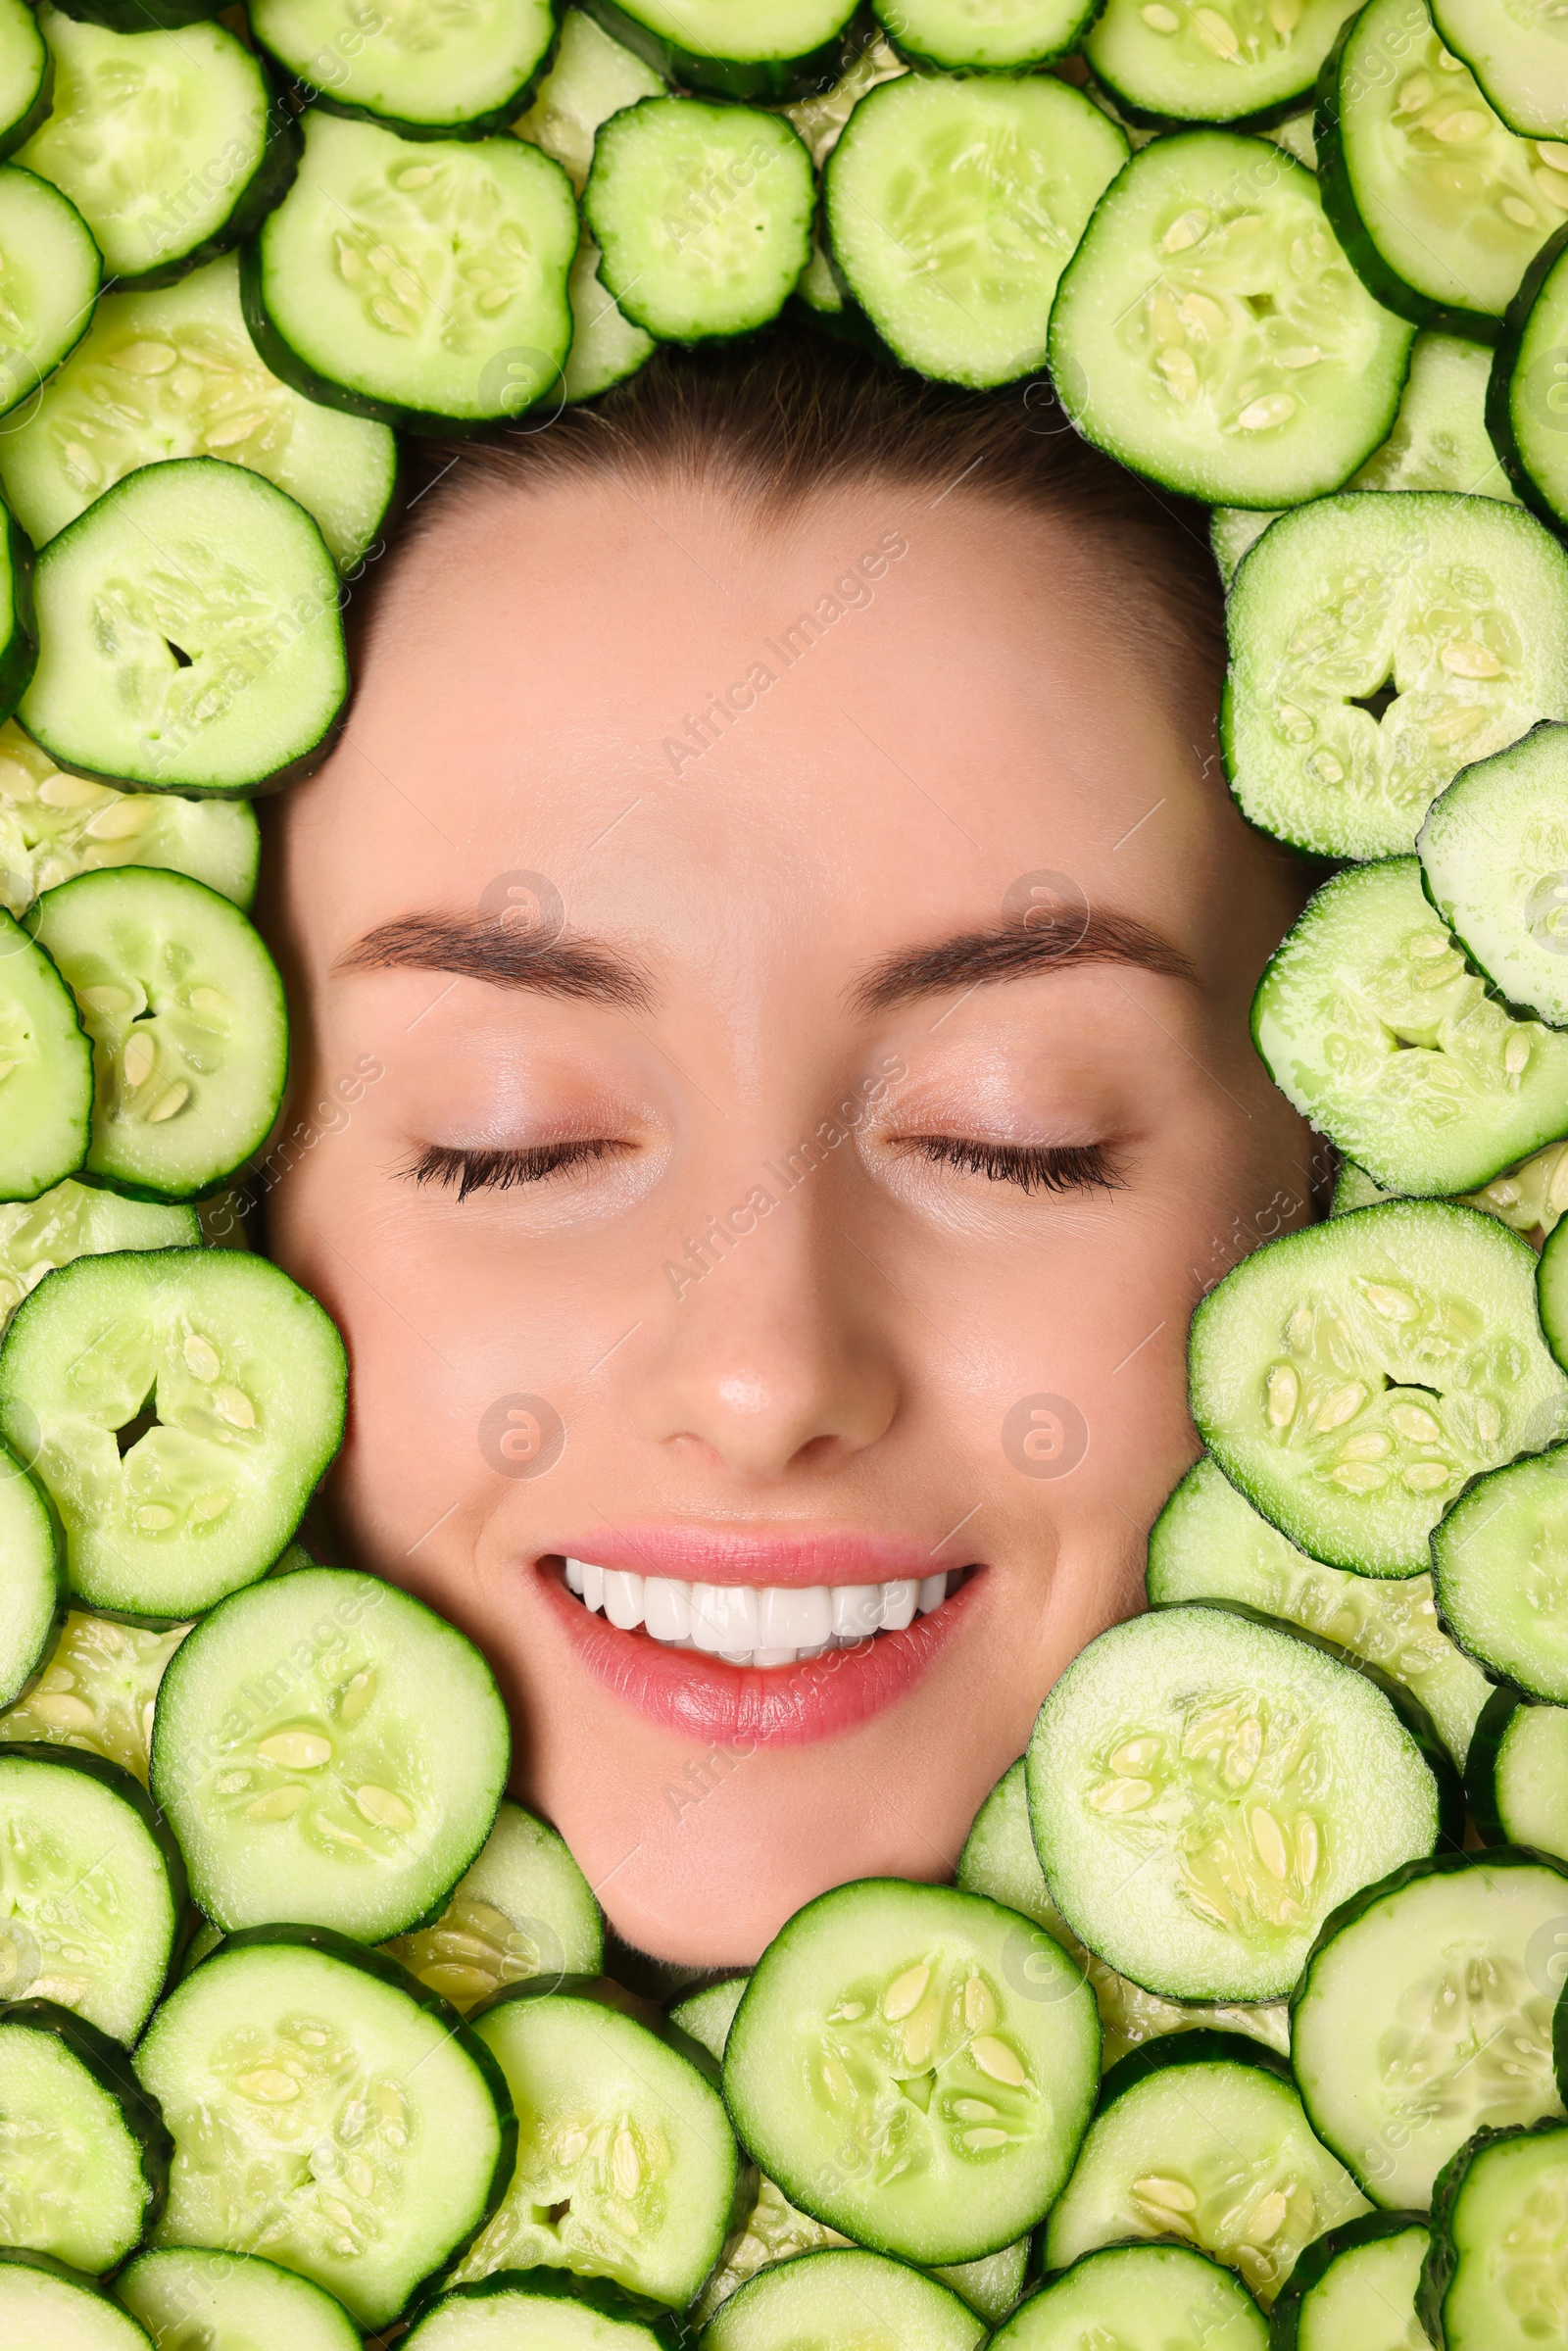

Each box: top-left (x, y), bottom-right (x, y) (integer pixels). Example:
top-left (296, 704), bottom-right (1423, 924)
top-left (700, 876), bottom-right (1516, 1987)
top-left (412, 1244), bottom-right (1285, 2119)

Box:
top-left (392, 321), bottom-right (1225, 705)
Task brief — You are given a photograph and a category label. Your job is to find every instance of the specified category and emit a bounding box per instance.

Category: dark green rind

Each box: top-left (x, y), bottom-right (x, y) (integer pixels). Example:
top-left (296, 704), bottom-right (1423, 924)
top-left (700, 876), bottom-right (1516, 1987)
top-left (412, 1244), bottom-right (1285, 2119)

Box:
top-left (705, 2247), bottom-right (985, 2341)
top-left (1543, 1218), bottom-right (1568, 1372)
top-left (874, 0), bottom-right (1102, 72)
top-left (0, 1445), bottom-right (68, 1715)
top-left (1086, 53), bottom-right (1322, 130)
top-left (0, 501), bottom-right (35, 725)
top-left (48, 0), bottom-right (226, 26)
top-left (1488, 224), bottom-right (1568, 534)
top-left (1313, 23), bottom-right (1502, 344)
top-left (1097, 2027), bottom-right (1296, 2115)
top-left (580, 0), bottom-right (859, 100)
top-left (256, 35), bottom-right (557, 143)
top-left (1418, 2118), bottom-right (1568, 2346)
top-left (0, 1995), bottom-right (172, 2250)
top-left (1014, 2240), bottom-right (1263, 2328)
top-left (0, 49), bottom-right (50, 166)
top-left (116, 100), bottom-right (302, 297)
top-left (1464, 1686), bottom-right (1526, 1845)
top-left (1290, 1848), bottom-right (1568, 2195)
top-left (405, 2269), bottom-right (684, 2346)
top-left (1266, 2209), bottom-right (1427, 2347)
top-left (0, 2246), bottom-right (153, 2330)
top-left (1432, 1444), bottom-right (1568, 1700)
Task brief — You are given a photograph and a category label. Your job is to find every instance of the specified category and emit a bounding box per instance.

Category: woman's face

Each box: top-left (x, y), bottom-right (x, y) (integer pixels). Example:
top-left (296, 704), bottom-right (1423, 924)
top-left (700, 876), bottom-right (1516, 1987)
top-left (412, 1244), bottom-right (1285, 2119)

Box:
top-left (265, 471), bottom-right (1312, 1968)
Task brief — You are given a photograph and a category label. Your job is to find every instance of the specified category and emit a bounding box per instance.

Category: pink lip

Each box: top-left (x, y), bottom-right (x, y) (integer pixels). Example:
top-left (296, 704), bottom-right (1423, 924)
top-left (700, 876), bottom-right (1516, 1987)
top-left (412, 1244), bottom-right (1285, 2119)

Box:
top-left (542, 1525), bottom-right (967, 1587)
top-left (537, 1559), bottom-right (981, 1748)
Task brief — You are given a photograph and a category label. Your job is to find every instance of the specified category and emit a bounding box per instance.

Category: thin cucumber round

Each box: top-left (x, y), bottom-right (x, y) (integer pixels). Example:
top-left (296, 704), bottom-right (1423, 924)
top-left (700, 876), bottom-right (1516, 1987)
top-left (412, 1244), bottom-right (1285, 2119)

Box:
top-left (0, 1743), bottom-right (184, 2040)
top-left (0, 1607), bottom-right (191, 1784)
top-left (667, 1974), bottom-right (749, 2064)
top-left (452, 1986), bottom-right (739, 2308)
top-left (242, 112), bottom-right (578, 435)
top-left (580, 0), bottom-right (860, 102)
top-left (0, 723), bottom-right (260, 918)
top-left (0, 910), bottom-right (91, 1202)
top-left (1490, 225), bottom-right (1568, 534)
top-left (1419, 2120), bottom-right (1568, 2350)
top-left (152, 1565), bottom-right (510, 1943)
top-left (688, 2169), bottom-right (846, 2331)
top-left (1189, 1200), bottom-right (1568, 1579)
top-left (1419, 721), bottom-right (1568, 1026)
top-left (1334, 1139), bottom-right (1568, 1236)
top-left (411, 2273), bottom-right (681, 2347)
top-left (0, 1248), bottom-right (346, 1621)
top-left (515, 9), bottom-right (666, 194)
top-left (1431, 1443), bottom-right (1568, 1700)
top-left (0, 2252), bottom-right (154, 2347)
top-left (587, 101), bottom-right (813, 347)
top-left (1430, 0), bottom-right (1568, 138)
top-left (135, 1925), bottom-right (515, 2331)
top-left (1086, 0), bottom-right (1359, 125)
top-left (0, 1445), bottom-right (62, 1713)
top-left (252, 0), bottom-right (555, 138)
top-left (116, 2248), bottom-right (361, 2348)
top-left (991, 2242), bottom-right (1267, 2348)
top-left (1148, 1455), bottom-right (1489, 1767)
top-left (1315, 0), bottom-right (1559, 340)
top-left (723, 1879), bottom-right (1101, 2265)
top-left (1025, 1605), bottom-right (1452, 2006)
top-left (0, 1997), bottom-right (170, 2273)
top-left (1465, 1687), bottom-right (1568, 1864)
top-left (564, 238), bottom-right (657, 403)
top-left (381, 1795), bottom-right (603, 2010)
top-left (20, 8), bottom-right (296, 290)
top-left (824, 73), bottom-right (1128, 390)
top-left (1048, 130), bottom-right (1412, 507)
top-left (1043, 2032), bottom-right (1367, 2308)
top-left (876, 0), bottom-right (1096, 70)
top-left (0, 256), bottom-right (399, 576)
top-left (1291, 1850), bottom-right (1568, 2207)
top-left (0, 1186), bottom-right (196, 1345)
top-left (1252, 860), bottom-right (1568, 1198)
top-left (0, 166), bottom-right (100, 421)
top-left (19, 459), bottom-right (349, 800)
top-left (0, 1), bottom-right (51, 165)
top-left (935, 2239), bottom-right (1029, 2325)
top-left (700, 2247), bottom-right (987, 2351)
top-left (1267, 2209), bottom-right (1429, 2349)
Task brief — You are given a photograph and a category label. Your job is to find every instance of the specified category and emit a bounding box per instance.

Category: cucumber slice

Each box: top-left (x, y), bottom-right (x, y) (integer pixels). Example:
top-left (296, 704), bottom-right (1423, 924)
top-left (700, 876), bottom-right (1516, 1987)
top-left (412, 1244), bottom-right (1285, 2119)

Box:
top-left (117, 2248), bottom-right (360, 2351)
top-left (1026, 1605), bottom-right (1452, 2005)
top-left (1087, 0), bottom-right (1359, 126)
top-left (0, 2), bottom-right (50, 165)
top-left (1431, 1443), bottom-right (1568, 1699)
top-left (0, 2252), bottom-right (154, 2347)
top-left (1049, 130), bottom-right (1411, 506)
top-left (0, 1249), bottom-right (346, 1621)
top-left (0, 1997), bottom-right (170, 2272)
top-left (0, 724), bottom-right (259, 917)
top-left (935, 2240), bottom-right (1029, 2324)
top-left (34, 869), bottom-right (287, 1202)
top-left (0, 1184), bottom-right (196, 1339)
top-left (1291, 1850), bottom-right (1568, 2206)
top-left (1419, 722), bottom-right (1568, 1027)
top-left (381, 1796), bottom-right (603, 2010)
top-left (700, 2247), bottom-right (987, 2351)
top-left (408, 2273), bottom-right (680, 2347)
top-left (0, 166), bottom-right (101, 421)
top-left (1044, 2033), bottom-right (1367, 2307)
top-left (242, 112), bottom-right (577, 434)
top-left (1430, 0), bottom-right (1568, 138)
top-left (723, 1880), bottom-right (1100, 2265)
top-left (1333, 1138), bottom-right (1568, 1238)
top-left (20, 9), bottom-right (295, 290)
top-left (1224, 490), bottom-right (1568, 859)
top-left (668, 1974), bottom-right (749, 2064)
top-left (0, 906), bottom-right (91, 1204)
top-left (876, 0), bottom-right (1096, 69)
top-left (1420, 2120), bottom-right (1568, 2351)
top-left (450, 1986), bottom-right (738, 2306)
top-left (1466, 1688), bottom-right (1568, 1864)
top-left (152, 1565), bottom-right (509, 1943)
top-left (19, 460), bottom-right (348, 801)
top-left (1253, 859), bottom-right (1568, 1197)
top-left (586, 101), bottom-right (813, 346)
top-left (0, 499), bottom-right (31, 733)
top-left (690, 2173), bottom-right (848, 2330)
top-left (1268, 2210), bottom-right (1429, 2349)
top-left (0, 1446), bottom-right (60, 1714)
top-left (1189, 1200), bottom-right (1568, 1579)
top-left (957, 1758), bottom-right (1292, 2067)
top-left (1148, 1456), bottom-right (1489, 1767)
top-left (0, 257), bottom-right (398, 576)
top-left (0, 1608), bottom-right (190, 1782)
top-left (563, 239), bottom-right (656, 402)
top-left (580, 0), bottom-right (860, 102)
top-left (823, 74), bottom-right (1128, 390)
top-left (251, 0), bottom-right (555, 138)
top-left (1491, 226), bottom-right (1568, 535)
top-left (516, 10), bottom-right (665, 193)
top-left (1316, 0), bottom-right (1558, 338)
top-left (135, 1926), bottom-right (515, 2329)
top-left (0, 1744), bottom-right (183, 2038)
top-left (783, 30), bottom-right (906, 167)
top-left (991, 2242), bottom-right (1268, 2348)
top-left (1210, 329), bottom-right (1518, 587)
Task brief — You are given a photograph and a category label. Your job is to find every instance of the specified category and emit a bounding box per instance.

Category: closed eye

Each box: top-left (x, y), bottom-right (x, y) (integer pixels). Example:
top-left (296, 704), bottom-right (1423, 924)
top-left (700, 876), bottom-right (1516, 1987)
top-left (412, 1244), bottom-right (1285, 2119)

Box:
top-left (901, 1137), bottom-right (1123, 1195)
top-left (401, 1141), bottom-right (624, 1200)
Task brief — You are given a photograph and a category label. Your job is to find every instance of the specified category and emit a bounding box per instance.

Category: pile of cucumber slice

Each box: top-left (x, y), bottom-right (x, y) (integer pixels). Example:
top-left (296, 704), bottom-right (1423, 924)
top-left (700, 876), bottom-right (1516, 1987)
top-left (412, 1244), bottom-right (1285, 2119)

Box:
top-left (0, 0), bottom-right (1563, 2343)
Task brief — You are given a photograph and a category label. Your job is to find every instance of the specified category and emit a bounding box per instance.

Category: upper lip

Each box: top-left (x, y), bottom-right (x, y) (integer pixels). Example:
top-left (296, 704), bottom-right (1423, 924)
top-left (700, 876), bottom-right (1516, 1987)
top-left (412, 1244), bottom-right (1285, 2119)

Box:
top-left (539, 1526), bottom-right (978, 1586)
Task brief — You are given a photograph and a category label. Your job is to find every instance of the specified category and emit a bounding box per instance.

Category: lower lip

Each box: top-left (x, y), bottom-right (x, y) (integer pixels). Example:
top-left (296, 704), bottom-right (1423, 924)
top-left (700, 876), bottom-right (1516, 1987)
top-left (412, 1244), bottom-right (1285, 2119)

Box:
top-left (536, 1562), bottom-right (980, 1748)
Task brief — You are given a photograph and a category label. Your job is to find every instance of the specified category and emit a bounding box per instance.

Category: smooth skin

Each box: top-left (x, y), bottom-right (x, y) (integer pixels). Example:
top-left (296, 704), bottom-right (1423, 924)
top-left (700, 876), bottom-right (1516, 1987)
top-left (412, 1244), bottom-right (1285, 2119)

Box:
top-left (263, 472), bottom-right (1312, 1967)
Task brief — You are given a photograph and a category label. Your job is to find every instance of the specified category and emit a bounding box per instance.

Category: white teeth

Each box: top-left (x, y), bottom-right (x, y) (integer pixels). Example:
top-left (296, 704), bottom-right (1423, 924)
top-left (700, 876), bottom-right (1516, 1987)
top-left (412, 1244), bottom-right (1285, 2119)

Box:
top-left (562, 1561), bottom-right (957, 1665)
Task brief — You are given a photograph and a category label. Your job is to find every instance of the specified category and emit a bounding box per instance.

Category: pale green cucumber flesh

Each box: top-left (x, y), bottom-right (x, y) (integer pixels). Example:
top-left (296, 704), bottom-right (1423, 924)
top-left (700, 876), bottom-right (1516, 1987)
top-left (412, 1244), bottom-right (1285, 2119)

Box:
top-left (992, 2243), bottom-right (1267, 2346)
top-left (1332, 1138), bottom-right (1568, 1236)
top-left (1497, 233), bottom-right (1568, 535)
top-left (0, 1606), bottom-right (191, 1784)
top-left (0, 164), bottom-right (100, 419)
top-left (585, 0), bottom-right (857, 70)
top-left (1431, 1443), bottom-right (1568, 1699)
top-left (0, 2255), bottom-right (155, 2347)
top-left (0, 909), bottom-right (91, 1202)
top-left (406, 2275), bottom-right (674, 2347)
top-left (514, 9), bottom-right (665, 195)
top-left (666, 1972), bottom-right (748, 2063)
top-left (251, 0), bottom-right (554, 131)
top-left (115, 2247), bottom-right (361, 2348)
top-left (877, 0), bottom-right (1094, 69)
top-left (1087, 0), bottom-right (1358, 123)
top-left (0, 1449), bottom-right (61, 1713)
top-left (0, 0), bottom-right (48, 158)
top-left (1432, 0), bottom-right (1568, 138)
top-left (381, 1795), bottom-right (602, 2011)
top-left (1476, 1695), bottom-right (1568, 1864)
top-left (1424, 2123), bottom-right (1568, 2351)
top-left (701, 2247), bottom-right (987, 2351)
top-left (0, 2004), bottom-right (165, 2272)
top-left (1276, 2214), bottom-right (1429, 2349)
top-left (0, 721), bottom-right (260, 917)
top-left (1421, 720), bottom-right (1568, 1025)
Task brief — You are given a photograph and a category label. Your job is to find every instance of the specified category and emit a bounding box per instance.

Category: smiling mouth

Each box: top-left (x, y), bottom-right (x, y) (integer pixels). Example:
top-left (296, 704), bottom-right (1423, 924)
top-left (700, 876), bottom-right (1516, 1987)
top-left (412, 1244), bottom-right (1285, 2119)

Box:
top-left (557, 1559), bottom-right (972, 1670)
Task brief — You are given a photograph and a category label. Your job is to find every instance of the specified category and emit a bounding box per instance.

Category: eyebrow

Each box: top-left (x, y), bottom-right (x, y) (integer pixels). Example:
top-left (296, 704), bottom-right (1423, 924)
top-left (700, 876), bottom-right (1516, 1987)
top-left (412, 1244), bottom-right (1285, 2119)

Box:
top-left (851, 908), bottom-right (1197, 1015)
top-left (339, 911), bottom-right (653, 1010)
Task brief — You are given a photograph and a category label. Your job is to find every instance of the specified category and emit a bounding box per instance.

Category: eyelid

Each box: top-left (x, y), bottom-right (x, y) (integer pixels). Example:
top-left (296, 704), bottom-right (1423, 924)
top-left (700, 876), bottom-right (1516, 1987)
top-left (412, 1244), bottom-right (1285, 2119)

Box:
top-left (401, 1140), bottom-right (625, 1200)
top-left (897, 1136), bottom-right (1123, 1195)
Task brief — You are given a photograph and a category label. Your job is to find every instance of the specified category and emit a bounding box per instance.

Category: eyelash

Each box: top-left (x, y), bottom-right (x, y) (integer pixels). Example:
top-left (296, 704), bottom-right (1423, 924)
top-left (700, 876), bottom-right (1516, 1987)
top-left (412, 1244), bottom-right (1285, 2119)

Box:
top-left (403, 1141), bottom-right (621, 1200)
top-left (905, 1137), bottom-right (1123, 1195)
